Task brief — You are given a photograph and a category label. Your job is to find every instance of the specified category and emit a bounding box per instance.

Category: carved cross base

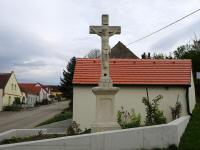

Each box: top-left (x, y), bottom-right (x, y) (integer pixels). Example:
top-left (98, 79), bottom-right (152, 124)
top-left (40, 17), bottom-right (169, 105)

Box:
top-left (91, 86), bottom-right (120, 132)
top-left (99, 78), bottom-right (113, 87)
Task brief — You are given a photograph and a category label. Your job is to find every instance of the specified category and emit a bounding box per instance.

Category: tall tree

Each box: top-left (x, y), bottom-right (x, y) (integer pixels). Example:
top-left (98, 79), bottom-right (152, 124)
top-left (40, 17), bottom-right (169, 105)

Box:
top-left (60, 57), bottom-right (76, 110)
top-left (84, 49), bottom-right (100, 58)
top-left (174, 39), bottom-right (200, 100)
top-left (174, 39), bottom-right (200, 78)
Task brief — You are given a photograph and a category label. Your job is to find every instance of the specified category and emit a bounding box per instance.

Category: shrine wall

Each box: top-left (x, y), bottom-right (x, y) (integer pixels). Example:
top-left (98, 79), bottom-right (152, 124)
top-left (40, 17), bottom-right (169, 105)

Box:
top-left (73, 85), bottom-right (193, 130)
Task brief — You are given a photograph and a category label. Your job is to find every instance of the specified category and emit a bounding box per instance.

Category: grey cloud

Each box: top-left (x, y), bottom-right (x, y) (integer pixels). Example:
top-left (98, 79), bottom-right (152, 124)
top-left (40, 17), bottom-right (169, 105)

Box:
top-left (150, 19), bottom-right (200, 51)
top-left (0, 0), bottom-right (200, 84)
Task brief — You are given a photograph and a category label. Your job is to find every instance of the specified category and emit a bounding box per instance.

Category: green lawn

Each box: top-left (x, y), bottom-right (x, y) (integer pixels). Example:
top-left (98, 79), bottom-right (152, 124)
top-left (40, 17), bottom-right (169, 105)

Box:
top-left (178, 103), bottom-right (200, 150)
top-left (36, 108), bottom-right (72, 127)
top-left (0, 134), bottom-right (67, 145)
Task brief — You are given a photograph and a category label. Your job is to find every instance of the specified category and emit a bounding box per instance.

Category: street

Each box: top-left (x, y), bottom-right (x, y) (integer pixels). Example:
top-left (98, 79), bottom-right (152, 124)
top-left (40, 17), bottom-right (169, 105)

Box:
top-left (0, 101), bottom-right (68, 133)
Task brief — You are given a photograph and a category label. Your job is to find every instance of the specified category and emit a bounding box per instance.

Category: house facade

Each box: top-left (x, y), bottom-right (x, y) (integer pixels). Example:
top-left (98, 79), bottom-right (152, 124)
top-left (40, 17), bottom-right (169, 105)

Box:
top-left (19, 83), bottom-right (50, 106)
top-left (0, 89), bottom-right (3, 111)
top-left (35, 83), bottom-right (51, 102)
top-left (19, 83), bottom-right (40, 108)
top-left (0, 71), bottom-right (22, 110)
top-left (73, 59), bottom-right (196, 130)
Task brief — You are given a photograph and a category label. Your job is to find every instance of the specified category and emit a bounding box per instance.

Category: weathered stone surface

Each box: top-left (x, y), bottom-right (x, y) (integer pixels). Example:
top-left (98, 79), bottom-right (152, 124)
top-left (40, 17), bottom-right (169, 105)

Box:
top-left (89, 14), bottom-right (121, 132)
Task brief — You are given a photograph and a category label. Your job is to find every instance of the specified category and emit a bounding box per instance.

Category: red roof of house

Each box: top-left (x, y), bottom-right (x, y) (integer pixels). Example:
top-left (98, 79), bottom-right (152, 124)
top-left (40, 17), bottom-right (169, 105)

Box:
top-left (73, 58), bottom-right (192, 86)
top-left (0, 73), bottom-right (12, 89)
top-left (19, 83), bottom-right (41, 95)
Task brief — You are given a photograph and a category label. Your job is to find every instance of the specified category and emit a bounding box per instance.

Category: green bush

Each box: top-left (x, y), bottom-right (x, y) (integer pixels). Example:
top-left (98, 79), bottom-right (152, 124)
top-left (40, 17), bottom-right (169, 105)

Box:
top-left (117, 107), bottom-right (141, 129)
top-left (0, 134), bottom-right (67, 145)
top-left (67, 121), bottom-right (82, 135)
top-left (142, 89), bottom-right (166, 126)
top-left (36, 109), bottom-right (72, 127)
top-left (3, 105), bottom-right (21, 111)
top-left (13, 97), bottom-right (21, 105)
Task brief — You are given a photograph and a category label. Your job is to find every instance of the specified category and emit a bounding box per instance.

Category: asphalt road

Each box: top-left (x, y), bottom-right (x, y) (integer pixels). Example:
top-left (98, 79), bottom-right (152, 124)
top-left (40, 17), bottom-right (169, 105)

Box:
top-left (0, 101), bottom-right (68, 133)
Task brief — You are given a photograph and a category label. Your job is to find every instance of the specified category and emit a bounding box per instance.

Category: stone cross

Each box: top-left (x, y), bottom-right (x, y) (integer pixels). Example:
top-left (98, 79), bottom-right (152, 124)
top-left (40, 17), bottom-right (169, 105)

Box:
top-left (90, 14), bottom-right (121, 87)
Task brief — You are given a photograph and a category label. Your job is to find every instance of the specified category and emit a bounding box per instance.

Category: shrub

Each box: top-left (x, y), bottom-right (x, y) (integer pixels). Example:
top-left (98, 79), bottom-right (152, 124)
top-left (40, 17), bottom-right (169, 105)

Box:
top-left (117, 107), bottom-right (141, 129)
top-left (67, 121), bottom-right (82, 135)
top-left (3, 105), bottom-right (21, 111)
top-left (170, 95), bottom-right (182, 120)
top-left (142, 88), bottom-right (166, 126)
top-left (13, 97), bottom-right (21, 105)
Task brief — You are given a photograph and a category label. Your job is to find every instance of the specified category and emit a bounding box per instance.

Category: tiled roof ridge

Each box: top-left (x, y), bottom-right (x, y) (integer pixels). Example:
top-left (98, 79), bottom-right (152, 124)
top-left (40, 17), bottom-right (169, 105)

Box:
top-left (73, 58), bottom-right (192, 85)
top-left (76, 58), bottom-right (191, 61)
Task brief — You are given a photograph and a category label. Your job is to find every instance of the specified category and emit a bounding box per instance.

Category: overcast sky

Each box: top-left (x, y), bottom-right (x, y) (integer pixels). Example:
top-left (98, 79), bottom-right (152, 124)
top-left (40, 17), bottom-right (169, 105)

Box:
top-left (0, 0), bottom-right (199, 84)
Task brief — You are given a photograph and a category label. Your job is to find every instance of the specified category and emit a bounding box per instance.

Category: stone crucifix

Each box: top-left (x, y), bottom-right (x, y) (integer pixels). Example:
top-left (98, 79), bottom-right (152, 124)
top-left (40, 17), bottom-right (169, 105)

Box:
top-left (89, 14), bottom-right (121, 132)
top-left (90, 14), bottom-right (121, 87)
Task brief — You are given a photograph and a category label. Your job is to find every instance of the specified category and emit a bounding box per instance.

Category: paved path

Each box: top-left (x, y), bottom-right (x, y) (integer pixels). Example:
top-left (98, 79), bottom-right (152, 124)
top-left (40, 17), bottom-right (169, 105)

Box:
top-left (0, 101), bottom-right (68, 133)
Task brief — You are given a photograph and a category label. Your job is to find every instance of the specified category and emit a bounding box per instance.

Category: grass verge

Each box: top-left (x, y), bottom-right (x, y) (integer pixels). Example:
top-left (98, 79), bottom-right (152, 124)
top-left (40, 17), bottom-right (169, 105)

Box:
top-left (36, 108), bottom-right (72, 127)
top-left (0, 134), bottom-right (67, 145)
top-left (178, 103), bottom-right (200, 150)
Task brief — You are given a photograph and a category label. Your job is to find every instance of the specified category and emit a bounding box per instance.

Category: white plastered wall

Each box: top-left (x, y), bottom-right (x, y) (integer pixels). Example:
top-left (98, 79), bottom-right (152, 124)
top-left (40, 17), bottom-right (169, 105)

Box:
top-left (189, 71), bottom-right (196, 113)
top-left (73, 85), bottom-right (189, 130)
top-left (0, 89), bottom-right (3, 111)
top-left (3, 73), bottom-right (22, 106)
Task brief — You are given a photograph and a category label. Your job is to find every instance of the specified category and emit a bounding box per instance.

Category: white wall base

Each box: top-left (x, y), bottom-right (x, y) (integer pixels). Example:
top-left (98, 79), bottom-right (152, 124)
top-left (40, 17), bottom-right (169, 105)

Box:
top-left (0, 116), bottom-right (190, 150)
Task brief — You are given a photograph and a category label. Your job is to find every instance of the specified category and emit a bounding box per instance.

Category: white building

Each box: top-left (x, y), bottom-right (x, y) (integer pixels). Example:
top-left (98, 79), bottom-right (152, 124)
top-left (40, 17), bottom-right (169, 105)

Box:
top-left (0, 89), bottom-right (3, 111)
top-left (19, 83), bottom-right (40, 107)
top-left (35, 83), bottom-right (51, 102)
top-left (73, 58), bottom-right (196, 130)
top-left (0, 71), bottom-right (22, 111)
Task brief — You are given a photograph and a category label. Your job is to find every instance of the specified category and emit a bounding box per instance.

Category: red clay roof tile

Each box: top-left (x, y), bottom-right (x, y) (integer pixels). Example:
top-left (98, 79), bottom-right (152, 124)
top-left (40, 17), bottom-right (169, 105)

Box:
top-left (19, 83), bottom-right (41, 95)
top-left (73, 59), bottom-right (192, 85)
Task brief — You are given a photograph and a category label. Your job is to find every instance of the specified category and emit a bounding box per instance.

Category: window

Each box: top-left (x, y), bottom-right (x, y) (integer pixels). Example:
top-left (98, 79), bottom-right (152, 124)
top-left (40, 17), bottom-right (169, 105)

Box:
top-left (15, 85), bottom-right (17, 91)
top-left (8, 96), bottom-right (11, 105)
top-left (11, 84), bottom-right (14, 90)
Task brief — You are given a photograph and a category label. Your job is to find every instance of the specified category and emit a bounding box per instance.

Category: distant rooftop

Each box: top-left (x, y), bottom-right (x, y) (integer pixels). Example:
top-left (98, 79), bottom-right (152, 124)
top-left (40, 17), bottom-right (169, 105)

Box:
top-left (110, 41), bottom-right (138, 59)
top-left (0, 73), bottom-right (12, 89)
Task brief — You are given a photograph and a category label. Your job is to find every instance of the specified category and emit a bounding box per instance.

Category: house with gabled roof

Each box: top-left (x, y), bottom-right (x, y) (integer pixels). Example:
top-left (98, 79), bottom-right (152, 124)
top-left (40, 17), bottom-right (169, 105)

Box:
top-left (72, 58), bottom-right (196, 129)
top-left (110, 41), bottom-right (138, 59)
top-left (19, 82), bottom-right (51, 106)
top-left (19, 83), bottom-right (40, 107)
top-left (0, 71), bottom-right (22, 111)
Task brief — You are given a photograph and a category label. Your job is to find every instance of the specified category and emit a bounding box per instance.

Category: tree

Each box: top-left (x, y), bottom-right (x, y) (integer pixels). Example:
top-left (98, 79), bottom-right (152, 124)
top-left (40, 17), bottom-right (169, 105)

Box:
top-left (84, 49), bottom-right (100, 58)
top-left (141, 52), bottom-right (173, 59)
top-left (60, 57), bottom-right (76, 110)
top-left (174, 39), bottom-right (200, 78)
top-left (174, 38), bottom-right (200, 100)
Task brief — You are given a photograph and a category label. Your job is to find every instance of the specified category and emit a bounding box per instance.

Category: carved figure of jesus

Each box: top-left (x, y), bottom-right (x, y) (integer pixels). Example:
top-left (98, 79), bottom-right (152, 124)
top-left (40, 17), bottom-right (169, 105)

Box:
top-left (90, 15), bottom-right (121, 87)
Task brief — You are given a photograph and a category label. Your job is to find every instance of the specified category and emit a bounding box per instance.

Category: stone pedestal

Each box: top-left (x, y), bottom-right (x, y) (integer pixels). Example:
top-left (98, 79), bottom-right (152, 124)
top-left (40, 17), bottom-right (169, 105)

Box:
top-left (91, 86), bottom-right (120, 132)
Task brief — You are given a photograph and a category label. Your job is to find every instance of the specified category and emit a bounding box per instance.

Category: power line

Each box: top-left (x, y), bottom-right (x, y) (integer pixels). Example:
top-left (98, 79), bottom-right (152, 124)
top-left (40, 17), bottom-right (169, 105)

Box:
top-left (126, 8), bottom-right (200, 46)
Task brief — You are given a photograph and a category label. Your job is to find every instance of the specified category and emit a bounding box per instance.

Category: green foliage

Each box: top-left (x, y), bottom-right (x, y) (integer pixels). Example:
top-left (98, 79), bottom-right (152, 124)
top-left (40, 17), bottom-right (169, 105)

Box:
top-left (178, 103), bottom-right (200, 150)
top-left (36, 108), bottom-right (72, 127)
top-left (67, 121), bottom-right (82, 135)
top-left (170, 95), bottom-right (182, 120)
top-left (142, 89), bottom-right (166, 125)
top-left (3, 105), bottom-right (21, 111)
top-left (13, 97), bottom-right (21, 105)
top-left (0, 134), bottom-right (67, 145)
top-left (174, 39), bottom-right (200, 100)
top-left (174, 40), bottom-right (200, 75)
top-left (60, 57), bottom-right (76, 110)
top-left (141, 52), bottom-right (173, 59)
top-left (147, 144), bottom-right (178, 150)
top-left (117, 106), bottom-right (141, 129)
top-left (49, 94), bottom-right (55, 99)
